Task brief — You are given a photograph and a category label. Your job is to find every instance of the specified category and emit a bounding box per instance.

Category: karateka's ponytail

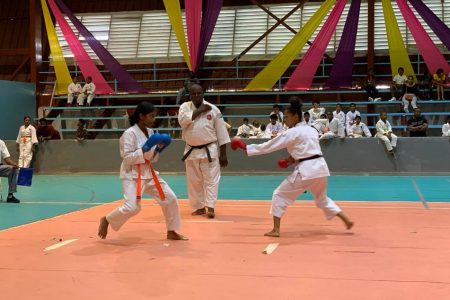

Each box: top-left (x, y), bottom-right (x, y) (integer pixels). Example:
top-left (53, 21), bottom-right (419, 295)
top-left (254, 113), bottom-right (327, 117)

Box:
top-left (286, 96), bottom-right (303, 121)
top-left (129, 101), bottom-right (155, 126)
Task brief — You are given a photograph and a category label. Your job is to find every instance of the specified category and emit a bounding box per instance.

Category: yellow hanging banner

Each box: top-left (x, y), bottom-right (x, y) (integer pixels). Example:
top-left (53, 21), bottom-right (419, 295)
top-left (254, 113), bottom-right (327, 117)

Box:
top-left (381, 0), bottom-right (416, 80)
top-left (163, 0), bottom-right (192, 71)
top-left (245, 0), bottom-right (335, 91)
top-left (41, 0), bottom-right (72, 95)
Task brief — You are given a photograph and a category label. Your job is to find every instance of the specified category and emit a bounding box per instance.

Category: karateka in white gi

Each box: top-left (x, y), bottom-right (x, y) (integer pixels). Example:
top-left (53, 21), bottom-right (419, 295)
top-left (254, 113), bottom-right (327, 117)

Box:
top-left (178, 84), bottom-right (230, 218)
top-left (231, 98), bottom-right (353, 237)
top-left (16, 116), bottom-right (38, 168)
top-left (98, 102), bottom-right (187, 241)
top-left (77, 76), bottom-right (96, 106)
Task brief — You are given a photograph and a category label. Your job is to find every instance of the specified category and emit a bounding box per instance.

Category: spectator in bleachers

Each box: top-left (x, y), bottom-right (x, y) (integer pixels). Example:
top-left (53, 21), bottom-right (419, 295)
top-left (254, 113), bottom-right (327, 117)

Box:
top-left (407, 108), bottom-right (428, 137)
top-left (442, 116), bottom-right (450, 136)
top-left (76, 119), bottom-right (88, 142)
top-left (16, 116), bottom-right (38, 168)
top-left (251, 121), bottom-right (261, 137)
top-left (433, 68), bottom-right (446, 100)
top-left (333, 103), bottom-right (346, 128)
top-left (266, 114), bottom-right (283, 138)
top-left (256, 124), bottom-right (270, 138)
top-left (348, 116), bottom-right (371, 138)
top-left (308, 100), bottom-right (325, 122)
top-left (346, 103), bottom-right (360, 134)
top-left (320, 112), bottom-right (345, 141)
top-left (301, 111), bottom-right (311, 126)
top-left (419, 70), bottom-right (433, 100)
top-left (311, 113), bottom-right (328, 137)
top-left (0, 139), bottom-right (20, 203)
top-left (67, 76), bottom-right (82, 106)
top-left (376, 112), bottom-right (397, 154)
top-left (390, 67), bottom-right (407, 101)
top-left (77, 76), bottom-right (96, 106)
top-left (176, 72), bottom-right (200, 105)
top-left (270, 104), bottom-right (283, 122)
top-left (402, 75), bottom-right (418, 113)
top-left (236, 118), bottom-right (254, 138)
top-left (363, 68), bottom-right (381, 102)
top-left (36, 118), bottom-right (61, 142)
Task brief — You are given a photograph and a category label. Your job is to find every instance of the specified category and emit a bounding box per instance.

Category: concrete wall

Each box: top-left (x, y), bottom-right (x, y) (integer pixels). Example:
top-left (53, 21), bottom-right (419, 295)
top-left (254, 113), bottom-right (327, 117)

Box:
top-left (0, 80), bottom-right (36, 140)
top-left (3, 137), bottom-right (450, 175)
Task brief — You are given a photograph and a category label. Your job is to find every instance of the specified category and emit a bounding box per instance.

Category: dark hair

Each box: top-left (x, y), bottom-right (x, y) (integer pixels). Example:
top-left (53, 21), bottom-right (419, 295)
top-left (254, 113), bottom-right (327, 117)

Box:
top-left (24, 116), bottom-right (31, 121)
top-left (129, 102), bottom-right (155, 126)
top-left (86, 76), bottom-right (92, 80)
top-left (39, 118), bottom-right (47, 124)
top-left (336, 103), bottom-right (342, 107)
top-left (320, 113), bottom-right (327, 118)
top-left (243, 118), bottom-right (249, 122)
top-left (261, 124), bottom-right (266, 131)
top-left (269, 114), bottom-right (278, 121)
top-left (436, 68), bottom-right (444, 74)
top-left (303, 111), bottom-right (310, 116)
top-left (78, 119), bottom-right (86, 126)
top-left (355, 115), bottom-right (362, 120)
top-left (273, 104), bottom-right (281, 109)
top-left (312, 100), bottom-right (320, 105)
top-left (285, 96), bottom-right (303, 120)
top-left (447, 115), bottom-right (450, 122)
top-left (398, 67), bottom-right (404, 72)
top-left (380, 111), bottom-right (387, 116)
top-left (350, 103), bottom-right (356, 107)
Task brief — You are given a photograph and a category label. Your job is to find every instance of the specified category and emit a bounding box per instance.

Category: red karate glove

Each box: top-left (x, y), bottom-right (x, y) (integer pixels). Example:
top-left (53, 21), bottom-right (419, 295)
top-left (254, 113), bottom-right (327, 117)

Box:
top-left (230, 137), bottom-right (247, 151)
top-left (278, 159), bottom-right (289, 169)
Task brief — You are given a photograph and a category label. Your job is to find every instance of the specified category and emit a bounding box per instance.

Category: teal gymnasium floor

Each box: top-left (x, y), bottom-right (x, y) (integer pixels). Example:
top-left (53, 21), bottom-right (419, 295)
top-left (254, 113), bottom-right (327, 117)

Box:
top-left (1, 175), bottom-right (449, 230)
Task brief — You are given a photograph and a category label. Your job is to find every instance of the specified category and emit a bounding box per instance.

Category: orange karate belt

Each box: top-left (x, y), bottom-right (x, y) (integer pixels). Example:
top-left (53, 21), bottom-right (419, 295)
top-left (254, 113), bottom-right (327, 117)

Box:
top-left (136, 160), bottom-right (165, 203)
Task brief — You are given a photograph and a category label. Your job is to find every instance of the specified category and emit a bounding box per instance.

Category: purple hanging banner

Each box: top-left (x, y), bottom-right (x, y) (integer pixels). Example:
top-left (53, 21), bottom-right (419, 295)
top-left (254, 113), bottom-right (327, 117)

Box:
top-left (195, 0), bottom-right (223, 72)
top-left (326, 0), bottom-right (361, 88)
top-left (54, 0), bottom-right (148, 93)
top-left (408, 0), bottom-right (450, 51)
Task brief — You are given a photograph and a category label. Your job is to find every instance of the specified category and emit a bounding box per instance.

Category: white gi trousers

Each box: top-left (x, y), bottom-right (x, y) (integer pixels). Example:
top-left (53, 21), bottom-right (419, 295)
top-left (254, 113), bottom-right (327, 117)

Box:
top-left (67, 93), bottom-right (77, 104)
top-left (376, 133), bottom-right (397, 151)
top-left (77, 93), bottom-right (95, 106)
top-left (185, 158), bottom-right (220, 209)
top-left (271, 175), bottom-right (341, 219)
top-left (319, 132), bottom-right (336, 140)
top-left (18, 138), bottom-right (33, 168)
top-left (106, 177), bottom-right (181, 232)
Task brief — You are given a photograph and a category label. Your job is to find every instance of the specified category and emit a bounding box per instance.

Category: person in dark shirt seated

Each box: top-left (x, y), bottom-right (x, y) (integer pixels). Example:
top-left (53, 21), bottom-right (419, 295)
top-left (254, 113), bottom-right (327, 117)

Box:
top-left (36, 118), bottom-right (61, 142)
top-left (407, 108), bottom-right (428, 137)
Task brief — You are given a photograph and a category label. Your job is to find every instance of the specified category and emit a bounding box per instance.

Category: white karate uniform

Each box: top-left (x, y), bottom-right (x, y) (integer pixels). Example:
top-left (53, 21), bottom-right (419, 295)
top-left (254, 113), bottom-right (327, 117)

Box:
top-left (178, 100), bottom-right (230, 209)
top-left (67, 82), bottom-right (82, 104)
top-left (16, 125), bottom-right (38, 168)
top-left (77, 82), bottom-right (96, 105)
top-left (442, 123), bottom-right (450, 136)
top-left (246, 123), bottom-right (341, 219)
top-left (270, 111), bottom-right (284, 122)
top-left (237, 124), bottom-right (254, 137)
top-left (105, 124), bottom-right (181, 232)
top-left (346, 110), bottom-right (360, 134)
top-left (349, 122), bottom-right (372, 138)
top-left (311, 118), bottom-right (328, 136)
top-left (308, 107), bottom-right (326, 122)
top-left (266, 122), bottom-right (284, 137)
top-left (376, 119), bottom-right (397, 151)
top-left (333, 111), bottom-right (346, 126)
top-left (320, 118), bottom-right (345, 140)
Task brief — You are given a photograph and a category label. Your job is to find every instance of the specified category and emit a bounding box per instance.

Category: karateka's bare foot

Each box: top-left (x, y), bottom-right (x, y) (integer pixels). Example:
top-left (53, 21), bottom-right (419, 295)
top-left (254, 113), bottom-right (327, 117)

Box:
top-left (264, 229), bottom-right (280, 237)
top-left (337, 212), bottom-right (354, 230)
top-left (167, 231), bottom-right (189, 240)
top-left (191, 208), bottom-right (206, 216)
top-left (98, 216), bottom-right (109, 239)
top-left (207, 207), bottom-right (215, 218)
top-left (345, 220), bottom-right (354, 230)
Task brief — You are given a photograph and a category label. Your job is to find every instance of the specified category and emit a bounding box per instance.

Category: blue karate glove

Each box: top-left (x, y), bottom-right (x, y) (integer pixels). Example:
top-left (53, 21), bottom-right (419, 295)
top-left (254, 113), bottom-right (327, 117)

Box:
top-left (155, 134), bottom-right (172, 153)
top-left (142, 133), bottom-right (163, 152)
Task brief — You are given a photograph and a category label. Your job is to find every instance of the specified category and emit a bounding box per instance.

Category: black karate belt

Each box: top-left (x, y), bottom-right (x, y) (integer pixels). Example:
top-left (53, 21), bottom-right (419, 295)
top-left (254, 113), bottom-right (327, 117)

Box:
top-left (182, 142), bottom-right (213, 163)
top-left (297, 154), bottom-right (323, 163)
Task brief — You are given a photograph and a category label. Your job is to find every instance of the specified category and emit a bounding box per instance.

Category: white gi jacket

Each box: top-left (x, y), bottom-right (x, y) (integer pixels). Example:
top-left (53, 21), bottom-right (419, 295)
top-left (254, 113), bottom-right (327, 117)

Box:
top-left (178, 100), bottom-right (230, 160)
top-left (442, 123), bottom-right (450, 137)
top-left (247, 123), bottom-right (330, 181)
top-left (346, 110), bottom-right (360, 127)
top-left (82, 82), bottom-right (96, 95)
top-left (119, 124), bottom-right (159, 180)
top-left (16, 125), bottom-right (38, 145)
top-left (308, 107), bottom-right (326, 121)
top-left (376, 119), bottom-right (393, 135)
top-left (68, 83), bottom-right (82, 94)
top-left (349, 123), bottom-right (372, 137)
top-left (333, 110), bottom-right (346, 126)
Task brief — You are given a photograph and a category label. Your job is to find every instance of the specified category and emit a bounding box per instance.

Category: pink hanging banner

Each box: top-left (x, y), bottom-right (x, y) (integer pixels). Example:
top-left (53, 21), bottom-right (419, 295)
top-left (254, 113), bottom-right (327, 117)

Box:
top-left (47, 0), bottom-right (113, 94)
top-left (396, 0), bottom-right (449, 75)
top-left (285, 0), bottom-right (347, 91)
top-left (185, 0), bottom-right (202, 72)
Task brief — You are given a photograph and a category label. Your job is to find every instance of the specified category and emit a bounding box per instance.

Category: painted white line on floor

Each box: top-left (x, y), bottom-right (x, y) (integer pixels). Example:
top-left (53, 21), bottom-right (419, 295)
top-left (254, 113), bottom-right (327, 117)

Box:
top-left (44, 239), bottom-right (78, 252)
top-left (262, 243), bottom-right (279, 255)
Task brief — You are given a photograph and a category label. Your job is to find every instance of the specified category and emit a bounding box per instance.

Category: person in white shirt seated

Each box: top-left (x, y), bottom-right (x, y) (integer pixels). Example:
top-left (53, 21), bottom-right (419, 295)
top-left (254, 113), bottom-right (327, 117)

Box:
top-left (390, 67), bottom-right (408, 101)
top-left (376, 111), bottom-right (397, 154)
top-left (67, 76), bottom-right (82, 106)
top-left (332, 103), bottom-right (346, 128)
top-left (77, 76), bottom-right (96, 106)
top-left (402, 75), bottom-right (418, 113)
top-left (266, 114), bottom-right (283, 138)
top-left (236, 118), bottom-right (255, 138)
top-left (270, 104), bottom-right (284, 123)
top-left (442, 116), bottom-right (450, 137)
top-left (320, 112), bottom-right (346, 140)
top-left (345, 103), bottom-right (360, 135)
top-left (254, 124), bottom-right (271, 138)
top-left (308, 100), bottom-right (326, 122)
top-left (300, 111), bottom-right (312, 126)
top-left (348, 116), bottom-right (372, 138)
